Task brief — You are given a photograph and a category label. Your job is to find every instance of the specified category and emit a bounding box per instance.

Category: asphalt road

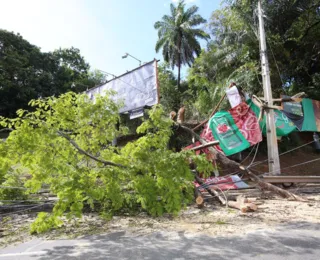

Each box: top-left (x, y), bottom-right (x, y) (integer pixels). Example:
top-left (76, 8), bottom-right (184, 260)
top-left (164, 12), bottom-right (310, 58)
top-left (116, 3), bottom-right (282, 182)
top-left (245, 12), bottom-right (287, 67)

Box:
top-left (0, 222), bottom-right (319, 260)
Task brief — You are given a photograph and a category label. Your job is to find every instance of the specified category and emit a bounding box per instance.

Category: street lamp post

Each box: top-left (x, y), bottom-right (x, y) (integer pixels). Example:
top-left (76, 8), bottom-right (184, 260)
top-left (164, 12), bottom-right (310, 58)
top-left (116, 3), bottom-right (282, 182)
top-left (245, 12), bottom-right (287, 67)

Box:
top-left (122, 52), bottom-right (142, 66)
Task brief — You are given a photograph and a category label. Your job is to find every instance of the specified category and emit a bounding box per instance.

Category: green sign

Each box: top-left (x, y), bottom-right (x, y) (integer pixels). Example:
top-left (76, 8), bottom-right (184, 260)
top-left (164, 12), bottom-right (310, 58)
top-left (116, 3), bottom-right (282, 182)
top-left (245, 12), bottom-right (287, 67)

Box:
top-left (301, 98), bottom-right (320, 132)
top-left (247, 99), bottom-right (296, 136)
top-left (209, 111), bottom-right (250, 156)
top-left (282, 95), bottom-right (303, 116)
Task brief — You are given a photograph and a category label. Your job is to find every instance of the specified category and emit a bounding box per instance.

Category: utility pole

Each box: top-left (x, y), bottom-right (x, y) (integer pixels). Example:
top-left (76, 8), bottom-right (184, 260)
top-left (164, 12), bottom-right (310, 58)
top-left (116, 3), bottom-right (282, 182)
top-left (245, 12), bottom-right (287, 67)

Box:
top-left (257, 0), bottom-right (280, 175)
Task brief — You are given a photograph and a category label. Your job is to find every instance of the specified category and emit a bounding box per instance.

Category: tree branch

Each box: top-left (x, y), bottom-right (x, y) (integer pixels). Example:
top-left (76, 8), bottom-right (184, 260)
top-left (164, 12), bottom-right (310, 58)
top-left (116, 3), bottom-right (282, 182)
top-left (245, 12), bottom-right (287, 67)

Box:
top-left (0, 128), bottom-right (13, 133)
top-left (57, 131), bottom-right (127, 168)
top-left (302, 20), bottom-right (320, 38)
top-left (179, 124), bottom-right (241, 169)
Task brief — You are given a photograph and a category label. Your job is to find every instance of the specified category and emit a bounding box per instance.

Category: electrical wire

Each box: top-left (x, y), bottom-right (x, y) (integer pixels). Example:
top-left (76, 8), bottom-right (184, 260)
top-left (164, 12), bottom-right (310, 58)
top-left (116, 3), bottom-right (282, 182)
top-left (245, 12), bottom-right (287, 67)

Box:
top-left (0, 204), bottom-right (44, 209)
top-left (267, 38), bottom-right (285, 88)
top-left (0, 203), bottom-right (54, 217)
top-left (247, 142), bottom-right (260, 168)
top-left (217, 143), bottom-right (261, 177)
top-left (0, 200), bottom-right (51, 203)
top-left (267, 157), bottom-right (320, 176)
top-left (239, 144), bottom-right (258, 164)
top-left (251, 140), bottom-right (316, 168)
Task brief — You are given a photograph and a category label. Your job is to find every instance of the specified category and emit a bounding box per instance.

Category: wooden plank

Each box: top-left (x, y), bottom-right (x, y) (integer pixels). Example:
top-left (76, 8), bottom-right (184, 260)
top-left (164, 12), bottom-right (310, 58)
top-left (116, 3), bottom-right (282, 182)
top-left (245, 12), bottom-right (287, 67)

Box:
top-left (263, 176), bottom-right (320, 183)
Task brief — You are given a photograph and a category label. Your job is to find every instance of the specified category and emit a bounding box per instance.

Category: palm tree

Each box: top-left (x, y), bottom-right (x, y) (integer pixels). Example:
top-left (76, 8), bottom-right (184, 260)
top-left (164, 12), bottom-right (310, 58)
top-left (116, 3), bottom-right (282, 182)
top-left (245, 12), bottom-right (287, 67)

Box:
top-left (154, 0), bottom-right (209, 90)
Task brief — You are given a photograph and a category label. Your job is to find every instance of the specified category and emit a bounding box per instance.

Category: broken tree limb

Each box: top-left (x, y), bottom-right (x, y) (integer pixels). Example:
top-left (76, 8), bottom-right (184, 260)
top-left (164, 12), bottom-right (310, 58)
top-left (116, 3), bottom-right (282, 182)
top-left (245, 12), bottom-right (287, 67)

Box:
top-left (177, 106), bottom-right (185, 124)
top-left (57, 131), bottom-right (127, 168)
top-left (193, 82), bottom-right (236, 131)
top-left (180, 124), bottom-right (307, 202)
top-left (194, 186), bottom-right (204, 208)
top-left (192, 170), bottom-right (226, 205)
top-left (195, 195), bottom-right (204, 207)
top-left (189, 140), bottom-right (220, 151)
top-left (0, 128), bottom-right (13, 133)
top-left (227, 196), bottom-right (258, 213)
top-left (180, 124), bottom-right (240, 169)
top-left (192, 94), bottom-right (226, 131)
top-left (245, 168), bottom-right (307, 202)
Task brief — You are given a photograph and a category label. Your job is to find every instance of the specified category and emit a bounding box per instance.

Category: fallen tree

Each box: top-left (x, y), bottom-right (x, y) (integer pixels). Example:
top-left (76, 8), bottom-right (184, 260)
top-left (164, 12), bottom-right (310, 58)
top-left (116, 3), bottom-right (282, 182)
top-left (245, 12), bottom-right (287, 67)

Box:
top-left (0, 92), bottom-right (214, 233)
top-left (0, 92), bottom-right (306, 234)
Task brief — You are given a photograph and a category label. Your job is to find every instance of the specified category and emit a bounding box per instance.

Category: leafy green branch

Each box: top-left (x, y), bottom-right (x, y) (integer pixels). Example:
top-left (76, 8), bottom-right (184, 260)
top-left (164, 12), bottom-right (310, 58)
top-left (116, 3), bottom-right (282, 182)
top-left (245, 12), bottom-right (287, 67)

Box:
top-left (56, 130), bottom-right (126, 168)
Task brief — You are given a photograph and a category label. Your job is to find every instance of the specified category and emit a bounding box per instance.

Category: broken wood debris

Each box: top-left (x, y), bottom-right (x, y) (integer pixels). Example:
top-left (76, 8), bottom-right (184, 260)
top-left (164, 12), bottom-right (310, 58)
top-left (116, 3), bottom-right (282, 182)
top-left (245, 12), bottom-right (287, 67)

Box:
top-left (188, 140), bottom-right (220, 151)
top-left (227, 196), bottom-right (258, 213)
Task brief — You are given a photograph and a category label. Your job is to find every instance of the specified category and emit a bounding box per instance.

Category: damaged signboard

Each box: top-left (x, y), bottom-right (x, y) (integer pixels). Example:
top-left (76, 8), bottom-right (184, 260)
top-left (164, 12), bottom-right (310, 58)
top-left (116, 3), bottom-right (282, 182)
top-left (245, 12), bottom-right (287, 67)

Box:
top-left (86, 60), bottom-right (159, 116)
top-left (194, 175), bottom-right (249, 192)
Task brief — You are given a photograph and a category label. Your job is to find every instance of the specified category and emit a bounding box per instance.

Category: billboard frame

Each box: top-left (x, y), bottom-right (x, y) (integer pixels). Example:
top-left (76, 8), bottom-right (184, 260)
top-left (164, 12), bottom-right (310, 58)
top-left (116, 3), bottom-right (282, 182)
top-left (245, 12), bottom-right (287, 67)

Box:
top-left (86, 59), bottom-right (160, 114)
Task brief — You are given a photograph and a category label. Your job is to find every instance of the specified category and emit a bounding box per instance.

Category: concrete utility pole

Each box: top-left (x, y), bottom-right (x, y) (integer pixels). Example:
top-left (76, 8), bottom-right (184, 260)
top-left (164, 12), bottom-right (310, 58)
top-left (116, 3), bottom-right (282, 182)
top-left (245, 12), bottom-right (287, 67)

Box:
top-left (257, 0), bottom-right (281, 175)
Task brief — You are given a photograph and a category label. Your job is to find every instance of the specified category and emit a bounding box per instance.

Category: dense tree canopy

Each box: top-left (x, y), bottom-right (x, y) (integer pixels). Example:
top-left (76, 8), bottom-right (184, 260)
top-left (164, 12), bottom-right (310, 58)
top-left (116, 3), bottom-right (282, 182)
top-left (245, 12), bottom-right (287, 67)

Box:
top-left (188, 0), bottom-right (320, 117)
top-left (0, 30), bottom-right (105, 117)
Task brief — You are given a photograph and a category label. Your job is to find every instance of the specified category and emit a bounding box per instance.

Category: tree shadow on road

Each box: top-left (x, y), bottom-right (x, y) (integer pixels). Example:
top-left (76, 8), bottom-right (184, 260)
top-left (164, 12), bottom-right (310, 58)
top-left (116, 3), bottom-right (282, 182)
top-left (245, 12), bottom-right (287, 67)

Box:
top-left (29, 222), bottom-right (320, 260)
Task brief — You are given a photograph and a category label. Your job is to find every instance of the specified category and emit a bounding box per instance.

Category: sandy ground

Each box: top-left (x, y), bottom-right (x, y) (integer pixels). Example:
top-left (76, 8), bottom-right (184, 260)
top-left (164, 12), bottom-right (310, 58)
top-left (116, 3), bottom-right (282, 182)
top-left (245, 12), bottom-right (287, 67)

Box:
top-left (1, 192), bottom-right (320, 249)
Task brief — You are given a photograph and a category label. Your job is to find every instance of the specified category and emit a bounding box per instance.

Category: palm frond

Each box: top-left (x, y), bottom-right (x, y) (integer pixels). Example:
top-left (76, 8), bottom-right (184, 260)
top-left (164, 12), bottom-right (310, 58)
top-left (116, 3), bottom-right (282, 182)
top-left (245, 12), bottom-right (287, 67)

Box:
top-left (184, 5), bottom-right (199, 20)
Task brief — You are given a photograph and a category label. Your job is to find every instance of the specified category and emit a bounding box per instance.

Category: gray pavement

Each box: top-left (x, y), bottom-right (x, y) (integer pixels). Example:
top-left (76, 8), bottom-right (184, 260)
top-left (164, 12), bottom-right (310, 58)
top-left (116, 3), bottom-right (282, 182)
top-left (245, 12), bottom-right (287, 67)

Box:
top-left (0, 222), bottom-right (319, 260)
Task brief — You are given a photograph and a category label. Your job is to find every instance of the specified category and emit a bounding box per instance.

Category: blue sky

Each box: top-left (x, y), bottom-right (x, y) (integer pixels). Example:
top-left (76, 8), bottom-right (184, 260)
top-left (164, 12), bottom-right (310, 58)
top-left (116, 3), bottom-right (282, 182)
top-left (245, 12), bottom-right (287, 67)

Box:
top-left (0, 0), bottom-right (220, 79)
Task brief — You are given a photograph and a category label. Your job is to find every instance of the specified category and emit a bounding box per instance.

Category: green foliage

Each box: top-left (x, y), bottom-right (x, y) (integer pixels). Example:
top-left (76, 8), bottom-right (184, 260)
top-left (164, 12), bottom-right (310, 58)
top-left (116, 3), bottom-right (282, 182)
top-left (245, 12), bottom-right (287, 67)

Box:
top-left (158, 63), bottom-right (181, 112)
top-left (154, 0), bottom-right (209, 88)
top-left (187, 4), bottom-right (260, 118)
top-left (158, 62), bottom-right (198, 118)
top-left (30, 212), bottom-right (63, 234)
top-left (0, 92), bottom-right (213, 233)
top-left (0, 170), bottom-right (28, 201)
top-left (188, 0), bottom-right (320, 118)
top-left (0, 30), bottom-right (105, 117)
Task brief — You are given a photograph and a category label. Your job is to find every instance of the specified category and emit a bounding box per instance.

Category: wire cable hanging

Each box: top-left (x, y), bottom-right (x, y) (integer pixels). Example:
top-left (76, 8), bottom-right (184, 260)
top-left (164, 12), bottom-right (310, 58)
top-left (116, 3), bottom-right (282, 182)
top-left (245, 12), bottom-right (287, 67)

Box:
top-left (251, 139), bottom-right (316, 168)
top-left (267, 157), bottom-right (320, 176)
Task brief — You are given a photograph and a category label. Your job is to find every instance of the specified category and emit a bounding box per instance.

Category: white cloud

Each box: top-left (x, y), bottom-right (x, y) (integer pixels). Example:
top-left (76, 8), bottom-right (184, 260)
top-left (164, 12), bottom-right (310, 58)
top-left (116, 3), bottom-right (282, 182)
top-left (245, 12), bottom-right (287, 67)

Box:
top-left (0, 0), bottom-right (124, 73)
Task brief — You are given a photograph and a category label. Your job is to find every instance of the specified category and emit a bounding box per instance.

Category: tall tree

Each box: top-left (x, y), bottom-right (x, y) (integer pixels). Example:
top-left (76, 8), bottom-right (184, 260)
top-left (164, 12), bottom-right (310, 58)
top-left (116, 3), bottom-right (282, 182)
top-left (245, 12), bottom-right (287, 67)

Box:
top-left (154, 0), bottom-right (209, 90)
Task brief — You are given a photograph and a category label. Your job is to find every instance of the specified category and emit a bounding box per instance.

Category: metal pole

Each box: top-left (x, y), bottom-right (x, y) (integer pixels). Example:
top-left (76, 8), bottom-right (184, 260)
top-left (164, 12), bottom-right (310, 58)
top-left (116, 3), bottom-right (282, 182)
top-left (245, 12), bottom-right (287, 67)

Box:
top-left (257, 0), bottom-right (280, 175)
top-left (127, 53), bottom-right (142, 66)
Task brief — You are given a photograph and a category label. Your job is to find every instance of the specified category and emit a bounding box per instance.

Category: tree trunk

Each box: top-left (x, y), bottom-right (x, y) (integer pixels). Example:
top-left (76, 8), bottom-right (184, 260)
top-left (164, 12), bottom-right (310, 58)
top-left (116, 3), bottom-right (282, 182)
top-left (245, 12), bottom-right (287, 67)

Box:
top-left (177, 34), bottom-right (182, 91)
top-left (177, 62), bottom-right (181, 91)
top-left (246, 169), bottom-right (307, 202)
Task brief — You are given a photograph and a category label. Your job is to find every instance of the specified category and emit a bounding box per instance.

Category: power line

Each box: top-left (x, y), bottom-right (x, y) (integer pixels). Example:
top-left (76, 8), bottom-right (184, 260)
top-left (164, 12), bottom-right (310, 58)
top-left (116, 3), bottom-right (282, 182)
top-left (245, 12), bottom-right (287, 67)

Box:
top-left (0, 203), bottom-right (54, 216)
top-left (267, 157), bottom-right (320, 176)
top-left (251, 140), bottom-right (316, 168)
top-left (267, 37), bottom-right (285, 88)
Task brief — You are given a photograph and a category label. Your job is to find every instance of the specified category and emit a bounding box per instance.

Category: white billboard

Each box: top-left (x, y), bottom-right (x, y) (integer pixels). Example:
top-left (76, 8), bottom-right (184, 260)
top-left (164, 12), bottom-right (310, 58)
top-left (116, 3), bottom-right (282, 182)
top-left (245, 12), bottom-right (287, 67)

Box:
top-left (86, 60), bottom-right (159, 113)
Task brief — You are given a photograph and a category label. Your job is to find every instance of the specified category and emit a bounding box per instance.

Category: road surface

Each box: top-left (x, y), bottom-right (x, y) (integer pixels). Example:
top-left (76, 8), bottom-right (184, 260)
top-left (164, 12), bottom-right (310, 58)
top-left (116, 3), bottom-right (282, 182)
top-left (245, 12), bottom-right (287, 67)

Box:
top-left (0, 222), bottom-right (319, 259)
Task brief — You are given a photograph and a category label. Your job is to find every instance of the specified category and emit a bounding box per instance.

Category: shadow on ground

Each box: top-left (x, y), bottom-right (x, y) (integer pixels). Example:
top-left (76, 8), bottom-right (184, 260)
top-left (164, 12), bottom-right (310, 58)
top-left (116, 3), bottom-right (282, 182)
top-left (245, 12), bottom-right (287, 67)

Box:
top-left (1, 222), bottom-right (320, 260)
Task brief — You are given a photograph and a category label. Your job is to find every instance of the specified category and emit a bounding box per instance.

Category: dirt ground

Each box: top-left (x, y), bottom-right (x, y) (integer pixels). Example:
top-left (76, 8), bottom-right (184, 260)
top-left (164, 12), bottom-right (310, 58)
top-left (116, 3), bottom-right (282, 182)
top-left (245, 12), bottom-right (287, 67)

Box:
top-left (1, 191), bottom-right (320, 249)
top-left (222, 146), bottom-right (320, 176)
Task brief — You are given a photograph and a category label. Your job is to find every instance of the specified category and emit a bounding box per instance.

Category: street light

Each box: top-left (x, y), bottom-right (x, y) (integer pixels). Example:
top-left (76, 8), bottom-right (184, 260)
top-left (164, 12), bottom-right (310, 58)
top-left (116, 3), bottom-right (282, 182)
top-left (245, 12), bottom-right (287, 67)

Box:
top-left (122, 52), bottom-right (142, 66)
